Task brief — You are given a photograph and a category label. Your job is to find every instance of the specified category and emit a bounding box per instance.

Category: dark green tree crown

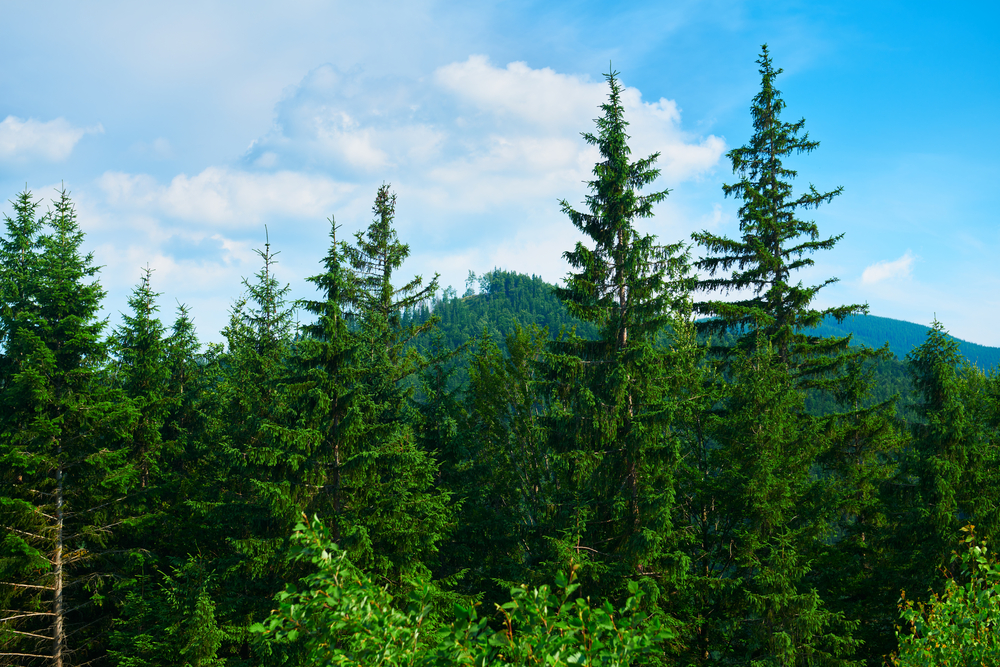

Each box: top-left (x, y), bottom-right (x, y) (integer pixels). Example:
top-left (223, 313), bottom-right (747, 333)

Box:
top-left (556, 68), bottom-right (689, 349)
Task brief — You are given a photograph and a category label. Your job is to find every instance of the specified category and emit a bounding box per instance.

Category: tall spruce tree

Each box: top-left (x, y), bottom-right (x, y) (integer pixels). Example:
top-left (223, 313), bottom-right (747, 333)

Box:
top-left (547, 68), bottom-right (691, 607)
top-left (335, 187), bottom-right (450, 585)
top-left (0, 189), bottom-right (129, 666)
top-left (685, 46), bottom-right (894, 665)
top-left (292, 190), bottom-right (450, 595)
top-left (692, 44), bottom-right (862, 373)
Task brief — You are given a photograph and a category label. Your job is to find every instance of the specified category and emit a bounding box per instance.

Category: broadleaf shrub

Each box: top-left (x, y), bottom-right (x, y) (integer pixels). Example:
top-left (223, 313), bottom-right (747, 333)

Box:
top-left (251, 515), bottom-right (673, 666)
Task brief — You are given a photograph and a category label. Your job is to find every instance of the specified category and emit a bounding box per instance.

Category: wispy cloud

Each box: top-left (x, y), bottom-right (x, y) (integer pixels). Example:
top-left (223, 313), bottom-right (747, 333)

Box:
top-left (862, 251), bottom-right (916, 284)
top-left (0, 116), bottom-right (102, 162)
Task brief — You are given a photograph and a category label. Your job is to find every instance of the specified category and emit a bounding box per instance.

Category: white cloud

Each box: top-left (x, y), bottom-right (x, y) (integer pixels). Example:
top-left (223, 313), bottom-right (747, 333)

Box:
top-left (84, 56), bottom-right (728, 341)
top-left (435, 56), bottom-right (601, 129)
top-left (436, 56), bottom-right (726, 183)
top-left (0, 116), bottom-right (102, 162)
top-left (97, 167), bottom-right (355, 227)
top-left (243, 56), bottom-right (725, 217)
top-left (861, 251), bottom-right (916, 284)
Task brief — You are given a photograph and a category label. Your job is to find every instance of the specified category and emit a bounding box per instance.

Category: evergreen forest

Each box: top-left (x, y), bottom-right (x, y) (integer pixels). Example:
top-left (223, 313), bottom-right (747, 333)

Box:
top-left (3, 46), bottom-right (1000, 667)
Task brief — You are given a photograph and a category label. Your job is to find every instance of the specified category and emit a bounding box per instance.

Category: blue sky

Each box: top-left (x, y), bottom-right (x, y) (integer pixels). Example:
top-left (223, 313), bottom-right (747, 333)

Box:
top-left (1, 1), bottom-right (997, 345)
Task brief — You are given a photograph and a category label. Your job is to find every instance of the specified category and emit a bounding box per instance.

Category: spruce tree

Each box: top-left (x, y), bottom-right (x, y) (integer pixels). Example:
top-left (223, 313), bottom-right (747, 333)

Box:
top-left (111, 267), bottom-right (170, 491)
top-left (691, 44), bottom-right (862, 373)
top-left (685, 46), bottom-right (906, 665)
top-left (446, 325), bottom-right (555, 602)
top-left (176, 238), bottom-right (303, 665)
top-left (547, 68), bottom-right (691, 605)
top-left (883, 322), bottom-right (1000, 599)
top-left (297, 189), bottom-right (450, 587)
top-left (0, 189), bottom-right (129, 666)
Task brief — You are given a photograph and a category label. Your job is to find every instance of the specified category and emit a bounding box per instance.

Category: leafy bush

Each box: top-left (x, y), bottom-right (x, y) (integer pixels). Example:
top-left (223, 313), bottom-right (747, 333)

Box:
top-left (251, 515), bottom-right (672, 666)
top-left (894, 525), bottom-right (1000, 666)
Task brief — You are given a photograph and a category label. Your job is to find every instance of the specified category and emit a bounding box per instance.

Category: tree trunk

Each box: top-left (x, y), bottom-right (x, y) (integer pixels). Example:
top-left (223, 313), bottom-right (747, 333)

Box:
top-left (53, 458), bottom-right (64, 667)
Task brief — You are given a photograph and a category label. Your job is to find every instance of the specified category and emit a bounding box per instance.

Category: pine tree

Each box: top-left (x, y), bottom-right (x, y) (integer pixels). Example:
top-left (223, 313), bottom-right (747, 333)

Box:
top-left (341, 183), bottom-right (440, 390)
top-left (547, 68), bottom-right (691, 605)
top-left (0, 189), bottom-right (129, 666)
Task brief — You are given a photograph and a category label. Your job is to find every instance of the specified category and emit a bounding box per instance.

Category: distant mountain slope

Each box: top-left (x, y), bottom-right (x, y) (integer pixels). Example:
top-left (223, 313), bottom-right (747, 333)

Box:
top-left (409, 270), bottom-right (999, 372)
top-left (808, 314), bottom-right (1000, 370)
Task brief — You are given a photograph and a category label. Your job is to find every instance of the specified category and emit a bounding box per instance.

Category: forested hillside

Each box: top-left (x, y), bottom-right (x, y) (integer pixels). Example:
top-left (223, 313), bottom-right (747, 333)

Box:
top-left (3, 47), bottom-right (999, 667)
top-left (407, 271), bottom-right (994, 416)
top-left (808, 313), bottom-right (1000, 370)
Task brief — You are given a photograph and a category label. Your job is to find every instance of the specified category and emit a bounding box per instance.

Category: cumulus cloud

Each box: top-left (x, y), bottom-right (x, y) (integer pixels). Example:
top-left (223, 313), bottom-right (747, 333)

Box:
top-left (862, 251), bottom-right (916, 284)
top-left (435, 56), bottom-right (601, 129)
top-left (243, 55), bottom-right (726, 216)
top-left (97, 167), bottom-right (354, 227)
top-left (0, 116), bottom-right (102, 162)
top-left (88, 56), bottom-right (728, 340)
top-left (436, 56), bottom-right (725, 182)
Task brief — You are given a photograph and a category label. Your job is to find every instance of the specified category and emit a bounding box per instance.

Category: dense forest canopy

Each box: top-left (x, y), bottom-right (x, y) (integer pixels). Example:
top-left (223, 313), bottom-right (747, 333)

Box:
top-left (2, 47), bottom-right (999, 667)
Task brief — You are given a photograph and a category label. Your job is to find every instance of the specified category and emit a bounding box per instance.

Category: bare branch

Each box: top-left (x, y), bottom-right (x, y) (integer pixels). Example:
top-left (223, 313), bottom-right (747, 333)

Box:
top-left (1, 612), bottom-right (55, 622)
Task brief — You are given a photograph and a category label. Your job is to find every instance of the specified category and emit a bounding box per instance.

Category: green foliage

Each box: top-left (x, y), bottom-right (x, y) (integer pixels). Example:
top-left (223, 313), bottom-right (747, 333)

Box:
top-left (894, 526), bottom-right (1000, 667)
top-left (109, 558), bottom-right (227, 667)
top-left (252, 515), bottom-right (673, 666)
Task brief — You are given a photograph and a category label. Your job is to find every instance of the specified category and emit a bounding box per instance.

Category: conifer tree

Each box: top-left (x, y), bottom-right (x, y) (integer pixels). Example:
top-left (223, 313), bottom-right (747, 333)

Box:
top-left (111, 267), bottom-right (170, 491)
top-left (0, 189), bottom-right (129, 666)
top-left (0, 190), bottom-right (43, 386)
top-left (885, 322), bottom-right (1000, 596)
top-left (296, 189), bottom-right (450, 588)
top-left (445, 325), bottom-right (555, 602)
top-left (687, 45), bottom-right (899, 665)
top-left (548, 68), bottom-right (691, 603)
top-left (692, 44), bottom-right (862, 373)
top-left (288, 218), bottom-right (365, 565)
top-left (699, 338), bottom-right (859, 665)
top-left (180, 238), bottom-right (303, 664)
top-left (106, 294), bottom-right (221, 667)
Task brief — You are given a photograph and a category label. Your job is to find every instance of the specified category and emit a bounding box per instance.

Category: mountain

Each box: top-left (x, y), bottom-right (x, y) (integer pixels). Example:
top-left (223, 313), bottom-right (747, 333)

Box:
top-left (808, 314), bottom-right (1000, 371)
